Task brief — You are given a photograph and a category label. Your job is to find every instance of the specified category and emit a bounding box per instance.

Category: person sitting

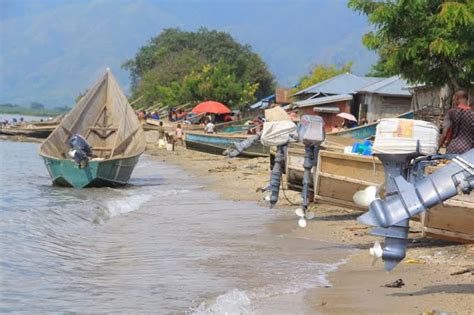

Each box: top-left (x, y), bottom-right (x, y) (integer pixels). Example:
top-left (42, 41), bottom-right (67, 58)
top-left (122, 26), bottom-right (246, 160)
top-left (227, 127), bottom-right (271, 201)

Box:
top-left (204, 120), bottom-right (215, 134)
top-left (150, 112), bottom-right (160, 120)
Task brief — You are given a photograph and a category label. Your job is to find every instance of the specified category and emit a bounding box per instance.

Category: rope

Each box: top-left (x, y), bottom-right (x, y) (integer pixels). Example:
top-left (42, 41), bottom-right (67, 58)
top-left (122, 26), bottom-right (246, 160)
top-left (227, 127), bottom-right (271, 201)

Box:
top-left (280, 184), bottom-right (299, 206)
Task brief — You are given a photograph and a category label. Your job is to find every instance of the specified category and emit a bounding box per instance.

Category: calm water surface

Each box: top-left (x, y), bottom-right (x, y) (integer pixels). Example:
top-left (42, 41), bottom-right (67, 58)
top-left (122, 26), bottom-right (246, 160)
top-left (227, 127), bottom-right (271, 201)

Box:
top-left (0, 140), bottom-right (348, 313)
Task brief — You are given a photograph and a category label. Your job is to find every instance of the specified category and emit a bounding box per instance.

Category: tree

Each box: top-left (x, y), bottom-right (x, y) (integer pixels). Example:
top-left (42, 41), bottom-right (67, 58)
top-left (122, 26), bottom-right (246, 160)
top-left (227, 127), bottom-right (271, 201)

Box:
top-left (75, 89), bottom-right (89, 104)
top-left (294, 62), bottom-right (353, 93)
top-left (123, 28), bottom-right (275, 108)
top-left (348, 0), bottom-right (474, 90)
top-left (30, 102), bottom-right (45, 110)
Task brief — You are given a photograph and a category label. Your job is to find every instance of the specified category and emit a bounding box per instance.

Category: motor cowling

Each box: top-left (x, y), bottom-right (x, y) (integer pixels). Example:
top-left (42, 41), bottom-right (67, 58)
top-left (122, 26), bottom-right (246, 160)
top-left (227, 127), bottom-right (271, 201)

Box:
top-left (68, 134), bottom-right (92, 168)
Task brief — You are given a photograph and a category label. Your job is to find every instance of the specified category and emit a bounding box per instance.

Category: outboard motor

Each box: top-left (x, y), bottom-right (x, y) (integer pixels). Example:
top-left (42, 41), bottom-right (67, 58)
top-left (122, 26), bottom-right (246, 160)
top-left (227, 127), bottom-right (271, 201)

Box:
top-left (260, 120), bottom-right (298, 208)
top-left (68, 134), bottom-right (93, 168)
top-left (354, 119), bottom-right (474, 271)
top-left (223, 133), bottom-right (262, 158)
top-left (294, 115), bottom-right (325, 227)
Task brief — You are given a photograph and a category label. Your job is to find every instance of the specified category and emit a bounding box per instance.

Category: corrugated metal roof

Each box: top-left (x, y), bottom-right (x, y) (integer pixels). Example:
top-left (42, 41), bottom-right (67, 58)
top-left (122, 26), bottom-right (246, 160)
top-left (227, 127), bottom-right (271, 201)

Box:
top-left (249, 94), bottom-right (275, 109)
top-left (357, 75), bottom-right (411, 96)
top-left (293, 73), bottom-right (384, 96)
top-left (294, 94), bottom-right (353, 108)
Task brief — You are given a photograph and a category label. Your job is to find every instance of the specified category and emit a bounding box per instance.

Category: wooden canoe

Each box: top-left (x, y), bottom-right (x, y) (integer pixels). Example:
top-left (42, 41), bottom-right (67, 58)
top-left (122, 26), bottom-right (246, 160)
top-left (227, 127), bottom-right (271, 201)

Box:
top-left (421, 164), bottom-right (474, 243)
top-left (328, 111), bottom-right (414, 139)
top-left (313, 150), bottom-right (385, 210)
top-left (284, 135), bottom-right (359, 191)
top-left (0, 124), bottom-right (56, 138)
top-left (39, 69), bottom-right (145, 188)
top-left (184, 131), bottom-right (269, 158)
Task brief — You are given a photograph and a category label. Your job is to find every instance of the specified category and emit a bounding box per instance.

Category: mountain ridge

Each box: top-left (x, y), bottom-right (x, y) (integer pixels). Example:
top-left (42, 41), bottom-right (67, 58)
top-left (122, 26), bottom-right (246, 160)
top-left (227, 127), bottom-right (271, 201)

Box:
top-left (0, 0), bottom-right (376, 107)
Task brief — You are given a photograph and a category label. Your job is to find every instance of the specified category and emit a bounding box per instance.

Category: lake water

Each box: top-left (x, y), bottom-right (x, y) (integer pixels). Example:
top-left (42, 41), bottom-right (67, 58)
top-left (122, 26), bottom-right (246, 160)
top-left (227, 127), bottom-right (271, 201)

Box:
top-left (0, 140), bottom-right (348, 313)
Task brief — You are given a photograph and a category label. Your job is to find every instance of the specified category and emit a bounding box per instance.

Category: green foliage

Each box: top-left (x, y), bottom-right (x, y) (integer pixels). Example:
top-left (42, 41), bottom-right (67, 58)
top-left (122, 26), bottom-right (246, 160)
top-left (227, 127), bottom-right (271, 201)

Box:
top-left (294, 62), bottom-right (353, 93)
top-left (348, 0), bottom-right (474, 89)
top-left (123, 28), bottom-right (275, 109)
top-left (0, 103), bottom-right (69, 116)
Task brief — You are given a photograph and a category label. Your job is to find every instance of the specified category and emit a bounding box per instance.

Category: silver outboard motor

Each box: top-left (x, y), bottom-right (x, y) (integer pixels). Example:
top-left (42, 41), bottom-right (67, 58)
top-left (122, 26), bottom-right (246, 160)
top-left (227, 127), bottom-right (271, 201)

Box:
top-left (358, 149), bottom-right (474, 271)
top-left (294, 115), bottom-right (325, 227)
top-left (68, 134), bottom-right (93, 168)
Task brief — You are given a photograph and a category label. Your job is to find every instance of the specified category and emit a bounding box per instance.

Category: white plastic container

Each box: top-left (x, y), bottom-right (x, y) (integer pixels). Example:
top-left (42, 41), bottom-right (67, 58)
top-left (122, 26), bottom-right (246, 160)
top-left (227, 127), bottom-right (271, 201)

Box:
top-left (372, 118), bottom-right (439, 155)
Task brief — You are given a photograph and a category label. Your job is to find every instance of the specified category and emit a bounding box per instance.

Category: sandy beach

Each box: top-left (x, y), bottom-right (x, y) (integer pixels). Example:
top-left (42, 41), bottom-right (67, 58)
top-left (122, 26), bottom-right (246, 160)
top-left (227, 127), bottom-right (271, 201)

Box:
top-left (148, 144), bottom-right (474, 314)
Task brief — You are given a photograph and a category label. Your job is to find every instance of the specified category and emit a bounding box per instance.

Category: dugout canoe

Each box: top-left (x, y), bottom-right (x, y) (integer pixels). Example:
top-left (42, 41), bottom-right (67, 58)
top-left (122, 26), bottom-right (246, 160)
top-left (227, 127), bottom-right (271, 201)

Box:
top-left (184, 131), bottom-right (269, 158)
top-left (39, 69), bottom-right (145, 188)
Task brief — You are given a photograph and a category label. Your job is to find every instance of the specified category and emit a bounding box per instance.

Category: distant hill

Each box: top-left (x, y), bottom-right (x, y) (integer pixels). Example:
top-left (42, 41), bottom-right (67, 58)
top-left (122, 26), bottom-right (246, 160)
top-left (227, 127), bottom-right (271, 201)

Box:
top-left (0, 0), bottom-right (377, 107)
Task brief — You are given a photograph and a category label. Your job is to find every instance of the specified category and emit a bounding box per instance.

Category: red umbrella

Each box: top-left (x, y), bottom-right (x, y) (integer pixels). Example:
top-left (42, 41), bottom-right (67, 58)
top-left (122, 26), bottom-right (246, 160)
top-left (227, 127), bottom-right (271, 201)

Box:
top-left (337, 112), bottom-right (357, 122)
top-left (192, 101), bottom-right (231, 114)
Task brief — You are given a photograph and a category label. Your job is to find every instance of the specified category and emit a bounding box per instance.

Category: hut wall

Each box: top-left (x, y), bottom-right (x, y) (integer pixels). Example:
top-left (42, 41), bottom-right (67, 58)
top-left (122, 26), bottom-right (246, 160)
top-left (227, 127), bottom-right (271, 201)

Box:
top-left (363, 94), bottom-right (412, 123)
top-left (298, 100), bottom-right (350, 132)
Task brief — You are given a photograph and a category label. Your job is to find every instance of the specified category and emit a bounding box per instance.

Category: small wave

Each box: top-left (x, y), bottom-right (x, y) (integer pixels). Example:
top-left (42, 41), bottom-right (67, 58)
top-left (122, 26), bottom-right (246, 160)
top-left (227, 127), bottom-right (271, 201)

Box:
top-left (191, 289), bottom-right (253, 315)
top-left (192, 259), bottom-right (347, 315)
top-left (93, 188), bottom-right (189, 223)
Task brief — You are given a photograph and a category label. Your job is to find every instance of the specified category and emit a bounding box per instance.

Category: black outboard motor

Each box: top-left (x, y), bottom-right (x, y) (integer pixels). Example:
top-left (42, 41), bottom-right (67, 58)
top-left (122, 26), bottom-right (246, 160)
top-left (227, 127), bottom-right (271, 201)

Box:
top-left (68, 134), bottom-right (92, 168)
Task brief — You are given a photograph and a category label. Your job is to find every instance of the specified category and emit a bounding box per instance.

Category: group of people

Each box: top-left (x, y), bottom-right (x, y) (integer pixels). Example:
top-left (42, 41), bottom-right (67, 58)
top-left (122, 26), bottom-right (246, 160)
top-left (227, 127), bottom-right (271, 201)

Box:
top-left (137, 110), bottom-right (160, 121)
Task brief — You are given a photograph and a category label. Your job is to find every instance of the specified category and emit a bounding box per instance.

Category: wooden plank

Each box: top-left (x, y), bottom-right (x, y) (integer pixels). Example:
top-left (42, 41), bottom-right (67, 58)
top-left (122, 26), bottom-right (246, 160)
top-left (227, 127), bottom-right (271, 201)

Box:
top-left (313, 150), bottom-right (385, 209)
top-left (319, 172), bottom-right (380, 187)
top-left (315, 195), bottom-right (365, 211)
top-left (424, 203), bottom-right (474, 236)
top-left (422, 162), bottom-right (474, 242)
top-left (424, 227), bottom-right (474, 243)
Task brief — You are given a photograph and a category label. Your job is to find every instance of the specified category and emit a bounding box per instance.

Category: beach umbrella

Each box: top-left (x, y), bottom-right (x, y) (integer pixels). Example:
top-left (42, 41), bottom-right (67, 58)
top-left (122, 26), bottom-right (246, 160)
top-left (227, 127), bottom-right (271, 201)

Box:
top-left (192, 101), bottom-right (231, 114)
top-left (336, 112), bottom-right (357, 122)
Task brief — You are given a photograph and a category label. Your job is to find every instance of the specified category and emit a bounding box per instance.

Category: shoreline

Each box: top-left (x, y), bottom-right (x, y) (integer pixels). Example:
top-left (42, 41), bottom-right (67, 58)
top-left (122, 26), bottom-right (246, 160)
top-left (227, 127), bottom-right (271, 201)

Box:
top-left (147, 146), bottom-right (474, 314)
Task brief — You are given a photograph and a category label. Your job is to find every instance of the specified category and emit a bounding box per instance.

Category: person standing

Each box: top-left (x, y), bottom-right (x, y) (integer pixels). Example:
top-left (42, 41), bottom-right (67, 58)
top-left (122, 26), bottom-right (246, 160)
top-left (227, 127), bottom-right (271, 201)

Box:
top-left (204, 120), bottom-right (215, 134)
top-left (175, 124), bottom-right (184, 146)
top-left (438, 90), bottom-right (473, 154)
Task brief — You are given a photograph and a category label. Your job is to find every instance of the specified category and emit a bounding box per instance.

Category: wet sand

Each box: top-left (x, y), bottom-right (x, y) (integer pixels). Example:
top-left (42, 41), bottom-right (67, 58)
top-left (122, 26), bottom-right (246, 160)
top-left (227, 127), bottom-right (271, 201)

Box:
top-left (148, 145), bottom-right (474, 315)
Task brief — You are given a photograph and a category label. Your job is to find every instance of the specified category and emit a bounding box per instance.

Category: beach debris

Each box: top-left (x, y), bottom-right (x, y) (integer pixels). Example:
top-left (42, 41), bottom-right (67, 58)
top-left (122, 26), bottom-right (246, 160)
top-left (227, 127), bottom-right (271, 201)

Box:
top-left (421, 310), bottom-right (452, 315)
top-left (450, 267), bottom-right (473, 276)
top-left (208, 165), bottom-right (237, 173)
top-left (382, 278), bottom-right (405, 288)
top-left (404, 258), bottom-right (426, 265)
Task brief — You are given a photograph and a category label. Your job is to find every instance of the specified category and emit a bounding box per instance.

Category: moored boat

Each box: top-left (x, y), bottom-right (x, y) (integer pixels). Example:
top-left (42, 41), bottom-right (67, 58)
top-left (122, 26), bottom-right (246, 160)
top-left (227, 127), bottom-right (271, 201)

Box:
top-left (0, 124), bottom-right (57, 138)
top-left (328, 111), bottom-right (414, 139)
top-left (185, 131), bottom-right (269, 158)
top-left (39, 69), bottom-right (145, 188)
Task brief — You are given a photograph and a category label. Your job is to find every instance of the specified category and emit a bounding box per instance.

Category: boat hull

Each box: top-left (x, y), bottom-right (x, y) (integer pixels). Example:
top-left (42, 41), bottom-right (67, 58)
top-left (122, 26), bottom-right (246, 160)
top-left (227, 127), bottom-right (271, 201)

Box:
top-left (329, 111), bottom-right (414, 139)
top-left (42, 155), bottom-right (140, 188)
top-left (185, 132), bottom-right (269, 158)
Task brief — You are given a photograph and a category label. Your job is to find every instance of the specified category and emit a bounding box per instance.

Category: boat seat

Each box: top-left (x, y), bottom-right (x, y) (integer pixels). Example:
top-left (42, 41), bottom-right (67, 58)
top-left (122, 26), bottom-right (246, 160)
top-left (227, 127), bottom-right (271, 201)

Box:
top-left (92, 147), bottom-right (113, 151)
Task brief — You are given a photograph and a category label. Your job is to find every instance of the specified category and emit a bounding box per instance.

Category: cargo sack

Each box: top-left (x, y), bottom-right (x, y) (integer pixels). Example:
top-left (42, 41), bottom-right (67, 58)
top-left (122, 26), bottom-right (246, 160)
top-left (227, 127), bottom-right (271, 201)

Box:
top-left (372, 118), bottom-right (439, 155)
top-left (298, 115), bottom-right (325, 146)
top-left (260, 120), bottom-right (297, 147)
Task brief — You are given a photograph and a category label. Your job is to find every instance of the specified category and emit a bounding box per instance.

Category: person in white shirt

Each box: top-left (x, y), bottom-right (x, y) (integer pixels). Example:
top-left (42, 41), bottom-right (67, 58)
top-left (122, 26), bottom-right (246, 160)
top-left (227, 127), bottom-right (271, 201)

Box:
top-left (204, 121), bottom-right (215, 134)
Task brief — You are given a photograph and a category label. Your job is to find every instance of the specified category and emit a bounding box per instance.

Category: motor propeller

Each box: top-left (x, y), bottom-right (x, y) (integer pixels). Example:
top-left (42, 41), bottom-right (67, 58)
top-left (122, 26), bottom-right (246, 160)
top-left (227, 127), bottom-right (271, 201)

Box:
top-left (369, 240), bottom-right (383, 266)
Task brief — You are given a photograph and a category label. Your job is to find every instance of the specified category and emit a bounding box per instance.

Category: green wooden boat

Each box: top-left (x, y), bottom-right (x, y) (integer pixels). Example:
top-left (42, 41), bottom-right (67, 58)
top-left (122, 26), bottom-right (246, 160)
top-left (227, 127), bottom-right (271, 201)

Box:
top-left (39, 69), bottom-right (145, 188)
